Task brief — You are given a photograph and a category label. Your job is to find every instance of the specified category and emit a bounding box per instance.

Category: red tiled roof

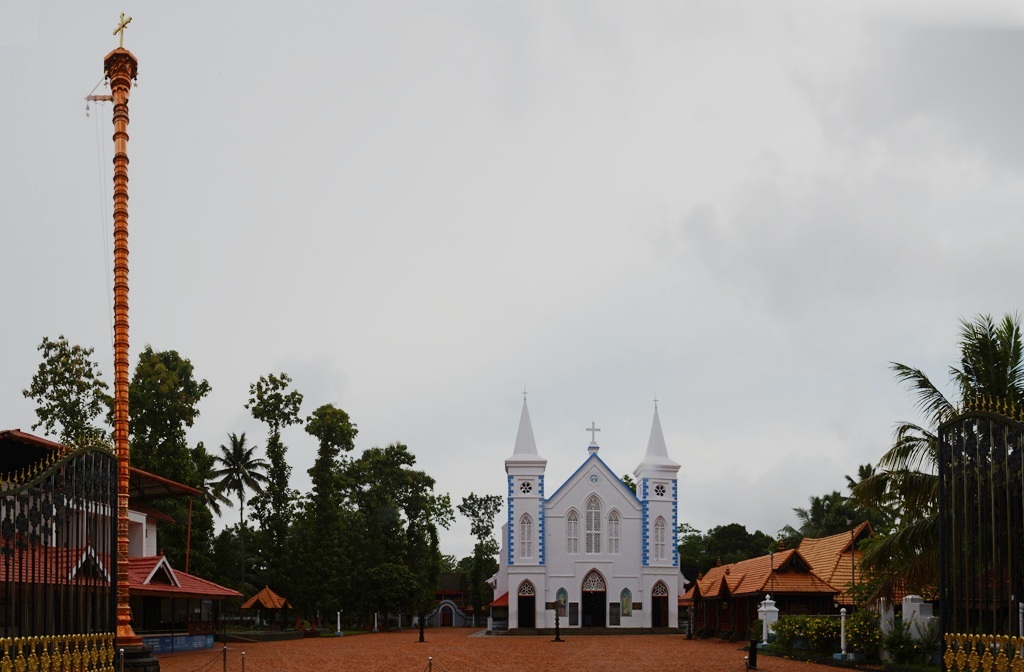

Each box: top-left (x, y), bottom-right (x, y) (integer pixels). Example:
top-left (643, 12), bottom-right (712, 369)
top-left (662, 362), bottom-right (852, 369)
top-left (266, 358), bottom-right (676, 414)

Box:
top-left (490, 592), bottom-right (509, 607)
top-left (683, 547), bottom-right (840, 601)
top-left (129, 555), bottom-right (240, 599)
top-left (242, 585), bottom-right (291, 610)
top-left (798, 522), bottom-right (871, 606)
top-left (0, 545), bottom-right (112, 585)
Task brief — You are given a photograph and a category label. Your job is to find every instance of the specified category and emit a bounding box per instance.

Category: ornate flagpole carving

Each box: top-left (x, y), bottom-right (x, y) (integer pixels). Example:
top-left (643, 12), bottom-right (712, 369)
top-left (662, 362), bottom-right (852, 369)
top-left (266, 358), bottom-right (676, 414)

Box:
top-left (103, 15), bottom-right (140, 648)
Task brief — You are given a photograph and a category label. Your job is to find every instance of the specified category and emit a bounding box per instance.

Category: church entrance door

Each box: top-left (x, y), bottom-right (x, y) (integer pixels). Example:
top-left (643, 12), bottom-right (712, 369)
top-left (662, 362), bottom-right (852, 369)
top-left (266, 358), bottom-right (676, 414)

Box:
top-left (517, 581), bottom-right (536, 628)
top-left (581, 570), bottom-right (606, 627)
top-left (441, 605), bottom-right (453, 626)
top-left (652, 581), bottom-right (669, 627)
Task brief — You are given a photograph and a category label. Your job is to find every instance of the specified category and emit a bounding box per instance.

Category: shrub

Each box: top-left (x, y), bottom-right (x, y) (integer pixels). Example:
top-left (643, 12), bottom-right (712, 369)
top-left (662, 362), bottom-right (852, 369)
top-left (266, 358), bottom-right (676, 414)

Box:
top-left (772, 615), bottom-right (808, 650)
top-left (771, 615), bottom-right (840, 655)
top-left (749, 618), bottom-right (764, 642)
top-left (846, 609), bottom-right (882, 659)
top-left (883, 620), bottom-right (938, 665)
top-left (806, 616), bottom-right (840, 654)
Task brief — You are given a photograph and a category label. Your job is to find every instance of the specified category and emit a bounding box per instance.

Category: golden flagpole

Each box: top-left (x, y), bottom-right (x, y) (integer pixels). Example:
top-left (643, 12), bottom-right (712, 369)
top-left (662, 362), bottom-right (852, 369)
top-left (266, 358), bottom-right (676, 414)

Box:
top-left (105, 12), bottom-right (143, 650)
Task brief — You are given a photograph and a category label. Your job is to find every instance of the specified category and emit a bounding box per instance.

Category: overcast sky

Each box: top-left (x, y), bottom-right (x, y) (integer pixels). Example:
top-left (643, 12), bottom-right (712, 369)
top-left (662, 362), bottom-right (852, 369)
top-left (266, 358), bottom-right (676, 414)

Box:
top-left (2, 1), bottom-right (1024, 561)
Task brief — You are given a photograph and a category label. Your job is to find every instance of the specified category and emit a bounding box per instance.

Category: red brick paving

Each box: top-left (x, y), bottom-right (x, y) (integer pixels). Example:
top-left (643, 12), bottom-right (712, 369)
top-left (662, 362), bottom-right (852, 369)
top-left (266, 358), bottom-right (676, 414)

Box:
top-left (156, 629), bottom-right (848, 672)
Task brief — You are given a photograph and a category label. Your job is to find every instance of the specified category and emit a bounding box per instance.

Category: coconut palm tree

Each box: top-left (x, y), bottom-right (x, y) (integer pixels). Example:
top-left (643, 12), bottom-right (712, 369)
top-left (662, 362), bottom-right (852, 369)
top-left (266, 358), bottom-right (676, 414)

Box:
top-left (213, 432), bottom-right (269, 593)
top-left (854, 313), bottom-right (1024, 598)
top-left (193, 441), bottom-right (231, 516)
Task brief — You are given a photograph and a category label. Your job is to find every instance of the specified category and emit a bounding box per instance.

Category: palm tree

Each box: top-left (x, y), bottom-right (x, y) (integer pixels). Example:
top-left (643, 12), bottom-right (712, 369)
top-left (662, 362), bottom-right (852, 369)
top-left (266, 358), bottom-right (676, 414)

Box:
top-left (854, 313), bottom-right (1024, 598)
top-left (213, 432), bottom-right (269, 593)
top-left (193, 441), bottom-right (231, 516)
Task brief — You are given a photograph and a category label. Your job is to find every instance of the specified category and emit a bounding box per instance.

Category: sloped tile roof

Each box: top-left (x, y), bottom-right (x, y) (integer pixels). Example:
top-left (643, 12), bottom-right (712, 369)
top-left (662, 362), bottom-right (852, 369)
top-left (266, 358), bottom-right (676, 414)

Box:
top-left (683, 547), bottom-right (840, 601)
top-left (797, 522), bottom-right (871, 606)
top-left (242, 585), bottom-right (291, 610)
top-left (130, 555), bottom-right (241, 599)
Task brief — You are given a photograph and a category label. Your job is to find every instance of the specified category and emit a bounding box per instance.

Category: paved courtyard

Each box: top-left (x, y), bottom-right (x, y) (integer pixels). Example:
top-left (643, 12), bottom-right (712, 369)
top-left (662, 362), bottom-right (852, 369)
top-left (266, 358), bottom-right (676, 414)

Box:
top-left (156, 629), bottom-right (847, 672)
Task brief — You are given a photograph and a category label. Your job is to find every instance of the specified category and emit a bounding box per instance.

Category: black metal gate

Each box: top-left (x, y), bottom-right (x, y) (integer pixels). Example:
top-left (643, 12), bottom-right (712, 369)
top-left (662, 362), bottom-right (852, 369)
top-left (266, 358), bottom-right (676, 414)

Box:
top-left (0, 443), bottom-right (118, 637)
top-left (938, 402), bottom-right (1024, 637)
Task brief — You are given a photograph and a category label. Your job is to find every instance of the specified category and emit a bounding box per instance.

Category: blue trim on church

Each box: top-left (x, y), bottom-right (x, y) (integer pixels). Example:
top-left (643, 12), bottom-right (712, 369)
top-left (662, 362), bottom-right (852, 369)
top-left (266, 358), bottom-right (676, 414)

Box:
top-left (672, 479), bottom-right (679, 567)
top-left (538, 475), bottom-right (546, 565)
top-left (641, 478), bottom-right (650, 567)
top-left (507, 475), bottom-right (515, 565)
top-left (545, 452), bottom-right (641, 504)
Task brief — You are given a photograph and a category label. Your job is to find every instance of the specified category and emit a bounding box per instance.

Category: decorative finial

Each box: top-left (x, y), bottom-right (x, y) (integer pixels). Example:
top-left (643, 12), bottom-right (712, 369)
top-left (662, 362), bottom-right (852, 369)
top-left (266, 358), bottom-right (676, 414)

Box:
top-left (586, 421), bottom-right (601, 445)
top-left (113, 12), bottom-right (132, 49)
top-left (523, 384), bottom-right (528, 402)
top-left (654, 392), bottom-right (659, 410)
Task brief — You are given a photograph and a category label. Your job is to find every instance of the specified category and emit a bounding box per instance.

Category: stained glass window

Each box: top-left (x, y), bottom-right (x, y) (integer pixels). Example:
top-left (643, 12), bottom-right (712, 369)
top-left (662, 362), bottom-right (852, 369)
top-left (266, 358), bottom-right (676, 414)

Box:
top-left (582, 570), bottom-right (606, 592)
top-left (585, 495), bottom-right (601, 554)
top-left (520, 514), bottom-right (533, 558)
top-left (608, 510), bottom-right (620, 554)
top-left (654, 517), bottom-right (666, 561)
top-left (567, 510), bottom-right (579, 554)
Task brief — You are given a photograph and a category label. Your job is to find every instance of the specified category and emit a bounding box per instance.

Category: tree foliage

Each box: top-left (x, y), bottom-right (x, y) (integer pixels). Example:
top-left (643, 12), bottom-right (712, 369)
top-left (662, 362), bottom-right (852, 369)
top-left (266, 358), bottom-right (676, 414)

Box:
top-left (457, 493), bottom-right (503, 624)
top-left (127, 347), bottom-right (213, 570)
top-left (213, 432), bottom-right (269, 594)
top-left (23, 335), bottom-right (111, 445)
top-left (678, 522), bottom-right (774, 580)
top-left (246, 373), bottom-right (303, 596)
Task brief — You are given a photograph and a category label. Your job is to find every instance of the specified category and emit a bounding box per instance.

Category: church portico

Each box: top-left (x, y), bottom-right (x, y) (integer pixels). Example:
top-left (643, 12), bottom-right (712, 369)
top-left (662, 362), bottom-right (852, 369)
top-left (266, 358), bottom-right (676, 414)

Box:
top-left (493, 399), bottom-right (682, 631)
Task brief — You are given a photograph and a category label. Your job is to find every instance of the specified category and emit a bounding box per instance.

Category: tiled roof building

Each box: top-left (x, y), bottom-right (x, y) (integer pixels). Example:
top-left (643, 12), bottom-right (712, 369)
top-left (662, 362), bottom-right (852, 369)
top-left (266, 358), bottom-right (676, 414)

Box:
top-left (682, 523), bottom-right (870, 638)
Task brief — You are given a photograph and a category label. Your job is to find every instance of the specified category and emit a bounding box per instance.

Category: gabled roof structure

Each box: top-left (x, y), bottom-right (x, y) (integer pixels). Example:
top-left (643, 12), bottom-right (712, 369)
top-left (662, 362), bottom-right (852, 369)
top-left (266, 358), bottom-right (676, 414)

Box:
top-left (241, 585), bottom-right (291, 610)
top-left (684, 548), bottom-right (840, 602)
top-left (798, 521), bottom-right (871, 605)
top-left (682, 523), bottom-right (873, 607)
top-left (130, 555), bottom-right (240, 599)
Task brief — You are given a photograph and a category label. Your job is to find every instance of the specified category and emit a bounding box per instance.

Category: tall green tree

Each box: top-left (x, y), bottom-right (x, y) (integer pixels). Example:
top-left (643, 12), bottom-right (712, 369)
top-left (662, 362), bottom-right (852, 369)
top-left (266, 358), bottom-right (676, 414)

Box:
top-left (213, 432), bottom-right (269, 595)
top-left (854, 313), bottom-right (1024, 598)
top-left (22, 335), bottom-right (111, 445)
top-left (127, 347), bottom-right (213, 570)
top-left (348, 443), bottom-right (453, 626)
top-left (677, 523), bottom-right (774, 580)
top-left (128, 346), bottom-right (211, 482)
top-left (301, 404), bottom-right (358, 618)
top-left (457, 493), bottom-right (502, 626)
top-left (246, 373), bottom-right (303, 593)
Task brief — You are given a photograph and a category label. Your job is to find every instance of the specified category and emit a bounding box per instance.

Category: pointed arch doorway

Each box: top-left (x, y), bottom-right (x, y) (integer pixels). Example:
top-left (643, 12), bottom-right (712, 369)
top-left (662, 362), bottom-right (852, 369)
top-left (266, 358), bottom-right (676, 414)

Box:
top-left (517, 581), bottom-right (536, 628)
top-left (651, 581), bottom-right (669, 627)
top-left (581, 570), bottom-right (606, 627)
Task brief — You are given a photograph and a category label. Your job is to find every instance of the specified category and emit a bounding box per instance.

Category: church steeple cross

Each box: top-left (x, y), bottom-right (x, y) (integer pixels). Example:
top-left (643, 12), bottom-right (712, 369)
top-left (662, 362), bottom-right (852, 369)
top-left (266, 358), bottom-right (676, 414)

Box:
top-left (113, 12), bottom-right (132, 48)
top-left (586, 422), bottom-right (601, 445)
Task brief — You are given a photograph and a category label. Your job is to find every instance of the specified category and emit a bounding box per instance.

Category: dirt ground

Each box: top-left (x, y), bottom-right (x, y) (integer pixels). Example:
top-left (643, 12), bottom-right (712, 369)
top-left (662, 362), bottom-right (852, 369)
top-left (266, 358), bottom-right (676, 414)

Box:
top-left (156, 629), bottom-right (847, 672)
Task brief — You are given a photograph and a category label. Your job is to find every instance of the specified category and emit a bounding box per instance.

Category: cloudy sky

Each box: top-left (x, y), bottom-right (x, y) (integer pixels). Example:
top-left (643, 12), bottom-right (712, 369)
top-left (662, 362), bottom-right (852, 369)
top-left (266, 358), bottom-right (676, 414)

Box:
top-left (2, 1), bottom-right (1023, 560)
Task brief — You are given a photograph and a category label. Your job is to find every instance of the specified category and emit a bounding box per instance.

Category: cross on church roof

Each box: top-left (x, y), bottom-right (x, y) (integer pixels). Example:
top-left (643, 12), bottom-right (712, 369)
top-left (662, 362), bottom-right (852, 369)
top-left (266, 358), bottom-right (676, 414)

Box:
top-left (586, 422), bottom-right (600, 445)
top-left (113, 12), bottom-right (132, 48)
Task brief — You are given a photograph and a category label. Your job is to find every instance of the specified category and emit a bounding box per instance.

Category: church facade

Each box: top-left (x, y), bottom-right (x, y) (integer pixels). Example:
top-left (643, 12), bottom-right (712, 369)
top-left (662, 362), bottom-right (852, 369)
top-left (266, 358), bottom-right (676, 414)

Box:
top-left (490, 400), bottom-right (681, 630)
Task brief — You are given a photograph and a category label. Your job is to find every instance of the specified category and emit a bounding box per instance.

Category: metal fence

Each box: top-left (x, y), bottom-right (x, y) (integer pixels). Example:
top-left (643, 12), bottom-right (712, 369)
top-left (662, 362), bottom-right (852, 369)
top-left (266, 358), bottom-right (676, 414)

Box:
top-left (0, 443), bottom-right (118, 637)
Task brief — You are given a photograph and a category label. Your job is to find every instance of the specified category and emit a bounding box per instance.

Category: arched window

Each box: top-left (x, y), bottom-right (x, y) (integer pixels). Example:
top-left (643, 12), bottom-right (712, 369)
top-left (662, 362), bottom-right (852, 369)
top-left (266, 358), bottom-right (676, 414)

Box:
top-left (654, 516), bottom-right (666, 561)
top-left (608, 510), bottom-right (620, 554)
top-left (520, 514), bottom-right (533, 558)
top-left (566, 510), bottom-right (579, 554)
top-left (556, 587), bottom-right (568, 617)
top-left (585, 495), bottom-right (601, 554)
top-left (620, 588), bottom-right (633, 617)
top-left (518, 580), bottom-right (536, 596)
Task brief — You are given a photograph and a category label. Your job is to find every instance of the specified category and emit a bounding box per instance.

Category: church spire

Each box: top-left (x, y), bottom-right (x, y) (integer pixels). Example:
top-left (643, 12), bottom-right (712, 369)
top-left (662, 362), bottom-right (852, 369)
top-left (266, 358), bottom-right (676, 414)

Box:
top-left (506, 397), bottom-right (546, 470)
top-left (634, 405), bottom-right (680, 475)
top-left (513, 398), bottom-right (538, 456)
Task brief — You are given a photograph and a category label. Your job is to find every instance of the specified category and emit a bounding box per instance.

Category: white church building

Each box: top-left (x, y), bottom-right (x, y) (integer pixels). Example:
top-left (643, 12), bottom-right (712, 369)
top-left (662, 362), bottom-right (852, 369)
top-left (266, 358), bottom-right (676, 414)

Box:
top-left (489, 400), bottom-right (681, 630)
